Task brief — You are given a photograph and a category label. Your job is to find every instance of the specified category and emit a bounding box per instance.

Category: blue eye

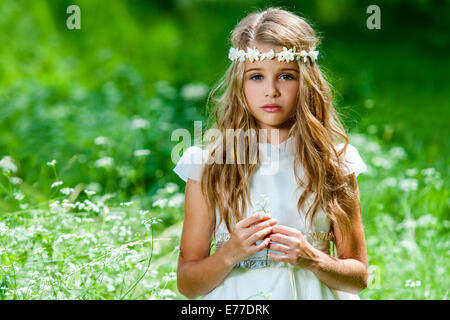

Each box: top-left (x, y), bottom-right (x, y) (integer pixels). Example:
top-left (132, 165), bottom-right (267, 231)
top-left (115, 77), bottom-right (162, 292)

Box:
top-left (281, 74), bottom-right (294, 80)
top-left (249, 74), bottom-right (295, 81)
top-left (250, 74), bottom-right (262, 80)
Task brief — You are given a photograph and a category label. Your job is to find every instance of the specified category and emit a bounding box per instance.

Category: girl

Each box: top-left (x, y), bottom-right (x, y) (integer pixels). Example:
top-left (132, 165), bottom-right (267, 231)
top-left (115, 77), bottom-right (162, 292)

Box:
top-left (173, 7), bottom-right (369, 300)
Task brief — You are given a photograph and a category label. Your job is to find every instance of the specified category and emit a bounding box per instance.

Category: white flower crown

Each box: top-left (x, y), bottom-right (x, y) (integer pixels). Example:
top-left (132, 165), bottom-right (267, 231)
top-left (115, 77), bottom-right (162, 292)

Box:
top-left (228, 46), bottom-right (319, 63)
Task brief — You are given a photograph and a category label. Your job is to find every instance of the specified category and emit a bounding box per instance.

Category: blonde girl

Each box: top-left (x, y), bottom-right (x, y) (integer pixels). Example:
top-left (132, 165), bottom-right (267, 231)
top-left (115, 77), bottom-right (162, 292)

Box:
top-left (173, 7), bottom-right (369, 300)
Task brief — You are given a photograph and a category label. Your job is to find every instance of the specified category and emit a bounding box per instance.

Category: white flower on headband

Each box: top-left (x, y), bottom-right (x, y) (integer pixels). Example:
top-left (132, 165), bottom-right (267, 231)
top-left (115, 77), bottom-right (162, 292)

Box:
top-left (237, 49), bottom-right (246, 62)
top-left (277, 47), bottom-right (296, 63)
top-left (299, 50), bottom-right (308, 63)
top-left (308, 48), bottom-right (319, 61)
top-left (228, 46), bottom-right (319, 63)
top-left (260, 49), bottom-right (275, 60)
top-left (229, 47), bottom-right (247, 62)
top-left (246, 46), bottom-right (260, 63)
top-left (228, 47), bottom-right (239, 61)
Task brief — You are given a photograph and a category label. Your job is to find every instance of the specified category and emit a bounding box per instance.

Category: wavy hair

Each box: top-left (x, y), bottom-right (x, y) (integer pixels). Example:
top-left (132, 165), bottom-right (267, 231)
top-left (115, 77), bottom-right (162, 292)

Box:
top-left (200, 7), bottom-right (356, 250)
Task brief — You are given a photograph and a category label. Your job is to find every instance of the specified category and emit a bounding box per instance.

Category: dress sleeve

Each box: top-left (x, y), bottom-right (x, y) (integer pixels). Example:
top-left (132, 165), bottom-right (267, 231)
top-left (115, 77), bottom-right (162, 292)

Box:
top-left (173, 146), bottom-right (206, 183)
top-left (335, 143), bottom-right (368, 177)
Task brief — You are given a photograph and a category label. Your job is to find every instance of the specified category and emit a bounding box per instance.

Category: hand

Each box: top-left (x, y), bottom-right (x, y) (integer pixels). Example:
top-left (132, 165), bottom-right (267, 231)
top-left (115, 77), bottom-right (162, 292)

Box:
top-left (223, 214), bottom-right (278, 265)
top-left (267, 224), bottom-right (320, 271)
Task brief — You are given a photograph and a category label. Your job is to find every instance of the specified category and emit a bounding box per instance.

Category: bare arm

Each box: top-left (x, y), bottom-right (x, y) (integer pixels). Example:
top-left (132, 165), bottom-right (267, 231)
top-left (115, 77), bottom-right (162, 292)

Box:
top-left (310, 173), bottom-right (369, 294)
top-left (177, 178), bottom-right (232, 299)
top-left (177, 178), bottom-right (276, 299)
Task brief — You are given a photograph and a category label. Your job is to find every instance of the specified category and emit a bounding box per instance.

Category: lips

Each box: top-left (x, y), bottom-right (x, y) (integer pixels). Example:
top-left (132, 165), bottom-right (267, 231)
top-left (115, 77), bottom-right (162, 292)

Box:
top-left (261, 103), bottom-right (282, 112)
top-left (262, 103), bottom-right (282, 108)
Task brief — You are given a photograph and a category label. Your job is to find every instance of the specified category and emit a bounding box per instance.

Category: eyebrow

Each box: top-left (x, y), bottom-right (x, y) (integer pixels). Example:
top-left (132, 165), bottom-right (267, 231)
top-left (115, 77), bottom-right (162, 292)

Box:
top-left (244, 68), bottom-right (299, 73)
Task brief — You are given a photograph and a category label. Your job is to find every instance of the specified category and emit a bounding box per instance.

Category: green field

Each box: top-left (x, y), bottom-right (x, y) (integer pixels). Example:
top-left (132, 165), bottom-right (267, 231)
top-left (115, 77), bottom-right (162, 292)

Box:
top-left (0, 0), bottom-right (448, 299)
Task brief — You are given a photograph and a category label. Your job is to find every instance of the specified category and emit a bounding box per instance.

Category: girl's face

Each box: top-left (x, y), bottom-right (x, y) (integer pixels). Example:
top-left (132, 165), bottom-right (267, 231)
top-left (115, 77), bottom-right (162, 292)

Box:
top-left (243, 42), bottom-right (299, 136)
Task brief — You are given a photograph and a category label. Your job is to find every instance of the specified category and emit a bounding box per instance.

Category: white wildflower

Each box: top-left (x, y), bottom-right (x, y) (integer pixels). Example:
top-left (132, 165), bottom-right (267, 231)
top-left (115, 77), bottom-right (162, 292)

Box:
top-left (180, 82), bottom-right (208, 100)
top-left (0, 156), bottom-right (18, 173)
top-left (421, 168), bottom-right (436, 176)
top-left (104, 215), bottom-right (123, 222)
top-left (14, 192), bottom-right (25, 201)
top-left (19, 203), bottom-right (28, 209)
top-left (46, 160), bottom-right (56, 166)
top-left (74, 201), bottom-right (85, 210)
top-left (94, 136), bottom-right (108, 145)
top-left (163, 272), bottom-right (177, 283)
top-left (0, 222), bottom-right (8, 236)
top-left (143, 217), bottom-right (162, 229)
top-left (167, 193), bottom-right (184, 208)
top-left (381, 177), bottom-right (397, 188)
top-left (119, 201), bottom-right (133, 207)
top-left (94, 156), bottom-right (114, 168)
top-left (159, 289), bottom-right (176, 298)
top-left (389, 146), bottom-right (407, 159)
top-left (399, 178), bottom-right (418, 192)
top-left (51, 181), bottom-right (63, 189)
top-left (60, 188), bottom-right (74, 196)
top-left (56, 292), bottom-right (67, 300)
top-left (131, 118), bottom-right (149, 129)
top-left (399, 240), bottom-right (419, 251)
top-left (372, 156), bottom-right (392, 169)
top-left (152, 199), bottom-right (168, 208)
top-left (416, 214), bottom-right (437, 228)
top-left (405, 279), bottom-right (421, 288)
top-left (134, 149), bottom-right (151, 157)
top-left (164, 182), bottom-right (179, 193)
top-left (61, 199), bottom-right (75, 208)
top-left (406, 168), bottom-right (418, 176)
top-left (84, 189), bottom-right (96, 196)
top-left (84, 199), bottom-right (100, 213)
top-left (50, 200), bottom-right (60, 211)
top-left (10, 177), bottom-right (23, 184)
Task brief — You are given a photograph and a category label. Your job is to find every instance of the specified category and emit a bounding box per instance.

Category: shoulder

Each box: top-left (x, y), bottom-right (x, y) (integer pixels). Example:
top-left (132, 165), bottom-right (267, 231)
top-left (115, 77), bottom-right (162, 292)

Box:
top-left (173, 145), bottom-right (208, 183)
top-left (334, 143), bottom-right (368, 178)
top-left (180, 146), bottom-right (205, 163)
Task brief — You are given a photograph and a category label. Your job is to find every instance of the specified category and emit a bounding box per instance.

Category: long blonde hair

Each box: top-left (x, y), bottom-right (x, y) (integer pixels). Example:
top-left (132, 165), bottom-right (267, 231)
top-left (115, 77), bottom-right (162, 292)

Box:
top-left (200, 7), bottom-right (356, 249)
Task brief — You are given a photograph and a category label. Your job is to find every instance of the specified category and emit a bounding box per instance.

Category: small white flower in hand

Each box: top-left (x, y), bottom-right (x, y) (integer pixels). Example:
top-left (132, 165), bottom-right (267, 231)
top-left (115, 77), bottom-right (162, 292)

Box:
top-left (251, 193), bottom-right (272, 219)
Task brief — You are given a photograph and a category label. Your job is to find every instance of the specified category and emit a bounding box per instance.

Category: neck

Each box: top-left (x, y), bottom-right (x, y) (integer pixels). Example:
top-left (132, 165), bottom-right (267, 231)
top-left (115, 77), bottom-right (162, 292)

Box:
top-left (258, 119), bottom-right (294, 145)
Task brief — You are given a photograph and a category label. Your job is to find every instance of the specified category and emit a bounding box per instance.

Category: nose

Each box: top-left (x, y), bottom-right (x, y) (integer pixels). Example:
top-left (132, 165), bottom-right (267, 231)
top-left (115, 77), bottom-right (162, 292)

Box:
top-left (265, 79), bottom-right (280, 98)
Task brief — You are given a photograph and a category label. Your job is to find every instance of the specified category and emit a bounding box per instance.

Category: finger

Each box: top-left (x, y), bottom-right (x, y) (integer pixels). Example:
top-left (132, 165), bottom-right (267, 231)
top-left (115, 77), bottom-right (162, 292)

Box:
top-left (268, 242), bottom-right (290, 254)
top-left (255, 237), bottom-right (271, 251)
top-left (268, 252), bottom-right (287, 262)
top-left (247, 215), bottom-right (273, 229)
top-left (246, 218), bottom-right (277, 234)
top-left (269, 233), bottom-right (292, 245)
top-left (247, 226), bottom-right (273, 244)
top-left (271, 224), bottom-right (301, 236)
top-left (238, 214), bottom-right (266, 228)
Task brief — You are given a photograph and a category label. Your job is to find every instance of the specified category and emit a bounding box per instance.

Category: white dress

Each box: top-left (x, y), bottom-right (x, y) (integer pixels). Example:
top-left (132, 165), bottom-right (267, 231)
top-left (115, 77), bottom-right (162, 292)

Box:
top-left (173, 136), bottom-right (368, 300)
